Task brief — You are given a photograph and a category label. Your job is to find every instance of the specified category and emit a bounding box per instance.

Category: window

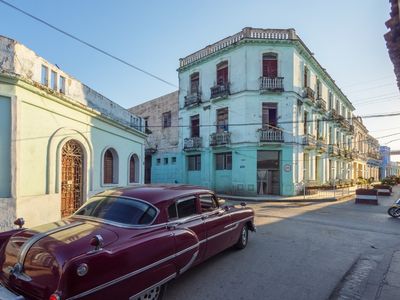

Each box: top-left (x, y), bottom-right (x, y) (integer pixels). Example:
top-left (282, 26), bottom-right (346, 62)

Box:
top-left (262, 53), bottom-right (278, 78)
top-left (304, 111), bottom-right (308, 135)
top-left (190, 114), bottom-right (200, 137)
top-left (216, 107), bottom-right (228, 133)
top-left (162, 111), bottom-right (171, 128)
top-left (188, 155), bottom-right (201, 171)
top-left (129, 154), bottom-right (139, 183)
top-left (41, 65), bottom-right (49, 86)
top-left (50, 70), bottom-right (57, 90)
top-left (328, 92), bottom-right (333, 110)
top-left (200, 194), bottom-right (217, 213)
top-left (104, 148), bottom-right (118, 184)
top-left (177, 197), bottom-right (197, 218)
top-left (316, 79), bottom-right (321, 98)
top-left (171, 157), bottom-right (176, 164)
top-left (216, 152), bottom-right (232, 170)
top-left (190, 72), bottom-right (200, 94)
top-left (216, 61), bottom-right (228, 85)
top-left (156, 158), bottom-right (161, 165)
top-left (262, 103), bottom-right (277, 129)
top-left (304, 66), bottom-right (309, 88)
top-left (164, 157), bottom-right (168, 165)
top-left (59, 76), bottom-right (66, 94)
top-left (74, 196), bottom-right (157, 225)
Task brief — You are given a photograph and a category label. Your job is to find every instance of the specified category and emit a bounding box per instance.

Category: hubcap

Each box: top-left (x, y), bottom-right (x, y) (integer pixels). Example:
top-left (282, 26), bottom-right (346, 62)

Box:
top-left (138, 285), bottom-right (161, 300)
top-left (242, 227), bottom-right (247, 245)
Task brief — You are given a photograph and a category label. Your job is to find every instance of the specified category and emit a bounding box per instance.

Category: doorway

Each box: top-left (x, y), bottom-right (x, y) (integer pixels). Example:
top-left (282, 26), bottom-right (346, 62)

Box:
top-left (257, 151), bottom-right (280, 195)
top-left (61, 140), bottom-right (84, 217)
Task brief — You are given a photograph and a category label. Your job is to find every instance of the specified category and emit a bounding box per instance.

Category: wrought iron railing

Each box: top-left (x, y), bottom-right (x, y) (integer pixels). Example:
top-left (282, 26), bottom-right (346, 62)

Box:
top-left (184, 137), bottom-right (202, 150)
top-left (184, 91), bottom-right (201, 107)
top-left (210, 132), bottom-right (231, 146)
top-left (303, 134), bottom-right (316, 147)
top-left (210, 83), bottom-right (230, 99)
top-left (302, 87), bottom-right (315, 101)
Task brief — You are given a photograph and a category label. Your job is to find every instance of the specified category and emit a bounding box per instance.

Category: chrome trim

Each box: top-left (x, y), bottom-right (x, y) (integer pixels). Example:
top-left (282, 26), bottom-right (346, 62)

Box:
top-left (129, 273), bottom-right (176, 300)
top-left (67, 243), bottom-right (200, 300)
top-left (180, 250), bottom-right (199, 274)
top-left (66, 215), bottom-right (254, 299)
top-left (17, 221), bottom-right (84, 269)
top-left (73, 195), bottom-right (160, 227)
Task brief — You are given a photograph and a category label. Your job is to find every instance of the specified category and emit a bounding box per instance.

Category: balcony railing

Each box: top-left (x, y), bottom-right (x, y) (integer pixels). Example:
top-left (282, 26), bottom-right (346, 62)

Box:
top-left (259, 77), bottom-right (284, 93)
top-left (302, 134), bottom-right (316, 148)
top-left (184, 91), bottom-right (201, 107)
top-left (302, 87), bottom-right (315, 102)
top-left (316, 98), bottom-right (327, 112)
top-left (316, 139), bottom-right (327, 152)
top-left (328, 145), bottom-right (339, 156)
top-left (210, 83), bottom-right (230, 99)
top-left (184, 137), bottom-right (202, 151)
top-left (210, 131), bottom-right (231, 146)
top-left (259, 128), bottom-right (284, 143)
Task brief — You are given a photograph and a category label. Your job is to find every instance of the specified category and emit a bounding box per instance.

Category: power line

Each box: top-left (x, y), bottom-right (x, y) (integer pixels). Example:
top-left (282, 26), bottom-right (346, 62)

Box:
top-left (0, 0), bottom-right (178, 89)
top-left (340, 75), bottom-right (394, 88)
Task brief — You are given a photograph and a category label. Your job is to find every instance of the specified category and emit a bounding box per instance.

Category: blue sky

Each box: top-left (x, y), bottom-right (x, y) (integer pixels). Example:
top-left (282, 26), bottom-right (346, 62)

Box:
top-left (1, 0), bottom-right (400, 155)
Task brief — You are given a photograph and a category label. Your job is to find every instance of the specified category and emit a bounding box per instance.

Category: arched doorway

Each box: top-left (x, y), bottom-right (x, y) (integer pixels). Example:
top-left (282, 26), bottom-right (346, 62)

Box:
top-left (61, 140), bottom-right (84, 217)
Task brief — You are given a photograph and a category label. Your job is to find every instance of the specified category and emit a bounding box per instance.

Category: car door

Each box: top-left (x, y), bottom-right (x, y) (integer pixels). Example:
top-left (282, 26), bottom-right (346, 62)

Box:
top-left (167, 196), bottom-right (207, 269)
top-left (200, 193), bottom-right (232, 259)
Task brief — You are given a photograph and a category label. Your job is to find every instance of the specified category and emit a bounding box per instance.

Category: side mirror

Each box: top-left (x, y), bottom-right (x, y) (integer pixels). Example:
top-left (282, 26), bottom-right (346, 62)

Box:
top-left (14, 218), bottom-right (25, 229)
top-left (90, 235), bottom-right (104, 251)
top-left (218, 199), bottom-right (226, 207)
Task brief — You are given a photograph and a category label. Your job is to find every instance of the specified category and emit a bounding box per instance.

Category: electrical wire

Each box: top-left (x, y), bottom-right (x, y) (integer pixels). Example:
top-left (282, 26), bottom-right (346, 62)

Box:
top-left (0, 0), bottom-right (178, 89)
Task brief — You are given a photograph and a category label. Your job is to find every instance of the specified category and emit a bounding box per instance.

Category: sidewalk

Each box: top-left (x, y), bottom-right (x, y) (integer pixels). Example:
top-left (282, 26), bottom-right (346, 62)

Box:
top-left (217, 186), bottom-right (356, 202)
top-left (376, 250), bottom-right (400, 299)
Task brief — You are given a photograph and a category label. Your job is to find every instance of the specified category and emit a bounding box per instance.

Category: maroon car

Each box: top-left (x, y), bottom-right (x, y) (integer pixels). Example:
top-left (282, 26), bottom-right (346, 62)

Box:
top-left (0, 185), bottom-right (255, 300)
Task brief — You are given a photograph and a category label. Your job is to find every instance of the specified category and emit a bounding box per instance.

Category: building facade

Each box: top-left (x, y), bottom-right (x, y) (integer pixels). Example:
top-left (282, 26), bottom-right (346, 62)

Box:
top-left (385, 0), bottom-right (400, 90)
top-left (129, 91), bottom-right (180, 184)
top-left (0, 36), bottom-right (146, 230)
top-left (177, 28), bottom-right (357, 196)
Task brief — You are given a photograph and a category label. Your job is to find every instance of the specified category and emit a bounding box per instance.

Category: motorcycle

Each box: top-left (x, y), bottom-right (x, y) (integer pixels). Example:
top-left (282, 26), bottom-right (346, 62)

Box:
top-left (388, 199), bottom-right (400, 218)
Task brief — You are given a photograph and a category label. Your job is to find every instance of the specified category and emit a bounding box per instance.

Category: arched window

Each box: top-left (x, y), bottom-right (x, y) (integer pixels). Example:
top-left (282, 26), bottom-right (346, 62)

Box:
top-left (129, 154), bottom-right (139, 183)
top-left (263, 53), bottom-right (278, 78)
top-left (103, 148), bottom-right (118, 184)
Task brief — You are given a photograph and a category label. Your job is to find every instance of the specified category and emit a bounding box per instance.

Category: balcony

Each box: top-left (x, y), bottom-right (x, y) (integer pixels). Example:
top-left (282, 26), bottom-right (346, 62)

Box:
top-left (315, 98), bottom-right (327, 112)
top-left (367, 151), bottom-right (380, 160)
top-left (259, 77), bottom-right (284, 93)
top-left (210, 83), bottom-right (230, 100)
top-left (302, 87), bottom-right (315, 104)
top-left (259, 128), bottom-right (284, 143)
top-left (210, 131), bottom-right (231, 146)
top-left (183, 137), bottom-right (202, 151)
top-left (184, 91), bottom-right (201, 107)
top-left (328, 145), bottom-right (339, 157)
top-left (302, 134), bottom-right (316, 149)
top-left (316, 139), bottom-right (327, 152)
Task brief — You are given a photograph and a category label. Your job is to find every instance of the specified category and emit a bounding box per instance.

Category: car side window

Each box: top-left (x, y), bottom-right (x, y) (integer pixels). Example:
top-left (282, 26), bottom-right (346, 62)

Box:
top-left (177, 197), bottom-right (197, 218)
top-left (167, 203), bottom-right (178, 220)
top-left (199, 194), bottom-right (217, 213)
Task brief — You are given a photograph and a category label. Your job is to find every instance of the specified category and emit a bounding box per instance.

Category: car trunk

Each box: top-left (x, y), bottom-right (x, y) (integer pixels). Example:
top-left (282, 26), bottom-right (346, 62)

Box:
top-left (0, 219), bottom-right (118, 300)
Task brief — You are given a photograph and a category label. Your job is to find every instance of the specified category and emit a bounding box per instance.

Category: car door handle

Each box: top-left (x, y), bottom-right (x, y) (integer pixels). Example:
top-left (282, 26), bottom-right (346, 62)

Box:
top-left (201, 215), bottom-right (209, 220)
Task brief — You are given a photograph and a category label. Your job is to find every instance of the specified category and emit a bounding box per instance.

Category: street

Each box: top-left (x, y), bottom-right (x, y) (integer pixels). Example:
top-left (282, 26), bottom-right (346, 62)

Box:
top-left (165, 188), bottom-right (400, 300)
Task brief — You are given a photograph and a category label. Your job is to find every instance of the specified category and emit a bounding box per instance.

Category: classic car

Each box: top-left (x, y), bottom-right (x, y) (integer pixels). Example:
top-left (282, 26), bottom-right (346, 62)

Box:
top-left (0, 185), bottom-right (255, 300)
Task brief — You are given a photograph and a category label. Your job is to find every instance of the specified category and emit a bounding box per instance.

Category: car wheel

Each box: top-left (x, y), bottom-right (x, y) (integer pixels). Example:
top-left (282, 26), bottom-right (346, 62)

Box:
top-left (138, 284), bottom-right (165, 300)
top-left (388, 207), bottom-right (400, 218)
top-left (235, 224), bottom-right (248, 249)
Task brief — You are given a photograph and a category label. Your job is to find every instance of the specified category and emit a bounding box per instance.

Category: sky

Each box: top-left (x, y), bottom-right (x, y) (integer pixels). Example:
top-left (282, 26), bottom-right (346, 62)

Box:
top-left (1, 0), bottom-right (400, 157)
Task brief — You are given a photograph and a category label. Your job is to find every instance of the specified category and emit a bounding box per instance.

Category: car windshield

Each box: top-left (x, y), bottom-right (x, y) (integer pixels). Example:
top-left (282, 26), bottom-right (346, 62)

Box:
top-left (74, 196), bottom-right (157, 225)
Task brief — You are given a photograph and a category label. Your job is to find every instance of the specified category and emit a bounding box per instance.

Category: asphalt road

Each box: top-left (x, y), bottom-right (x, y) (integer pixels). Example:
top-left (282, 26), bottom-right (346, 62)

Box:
top-left (165, 188), bottom-right (400, 300)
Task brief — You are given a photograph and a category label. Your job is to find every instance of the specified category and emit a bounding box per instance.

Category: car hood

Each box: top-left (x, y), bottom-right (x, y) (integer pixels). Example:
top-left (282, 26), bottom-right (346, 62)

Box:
top-left (0, 219), bottom-right (118, 299)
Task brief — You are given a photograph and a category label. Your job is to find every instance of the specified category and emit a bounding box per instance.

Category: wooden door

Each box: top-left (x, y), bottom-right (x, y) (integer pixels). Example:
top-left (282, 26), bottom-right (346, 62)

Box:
top-left (61, 140), bottom-right (83, 217)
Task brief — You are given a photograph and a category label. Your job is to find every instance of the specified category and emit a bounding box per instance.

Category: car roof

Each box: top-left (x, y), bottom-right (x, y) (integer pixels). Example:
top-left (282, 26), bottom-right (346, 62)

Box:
top-left (94, 184), bottom-right (214, 206)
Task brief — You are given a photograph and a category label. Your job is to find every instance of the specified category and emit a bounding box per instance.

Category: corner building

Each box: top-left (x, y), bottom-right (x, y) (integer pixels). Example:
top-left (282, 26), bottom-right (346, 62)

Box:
top-left (178, 28), bottom-right (356, 196)
top-left (0, 36), bottom-right (146, 230)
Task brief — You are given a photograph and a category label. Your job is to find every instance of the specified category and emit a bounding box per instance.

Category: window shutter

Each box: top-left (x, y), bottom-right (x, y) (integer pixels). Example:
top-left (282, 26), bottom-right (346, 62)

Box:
top-left (104, 150), bottom-right (114, 184)
top-left (130, 156), bottom-right (136, 183)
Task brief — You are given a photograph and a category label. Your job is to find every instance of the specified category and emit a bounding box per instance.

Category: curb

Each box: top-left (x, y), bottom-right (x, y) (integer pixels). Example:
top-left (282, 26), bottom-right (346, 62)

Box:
top-left (219, 194), bottom-right (354, 203)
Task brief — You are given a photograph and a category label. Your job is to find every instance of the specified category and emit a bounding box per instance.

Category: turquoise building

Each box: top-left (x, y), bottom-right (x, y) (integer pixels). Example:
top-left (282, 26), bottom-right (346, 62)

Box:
top-left (177, 28), bottom-right (356, 196)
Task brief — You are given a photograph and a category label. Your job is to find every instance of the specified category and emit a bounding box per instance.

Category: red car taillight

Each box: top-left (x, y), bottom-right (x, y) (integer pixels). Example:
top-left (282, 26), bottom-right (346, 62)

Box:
top-left (49, 293), bottom-right (61, 300)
